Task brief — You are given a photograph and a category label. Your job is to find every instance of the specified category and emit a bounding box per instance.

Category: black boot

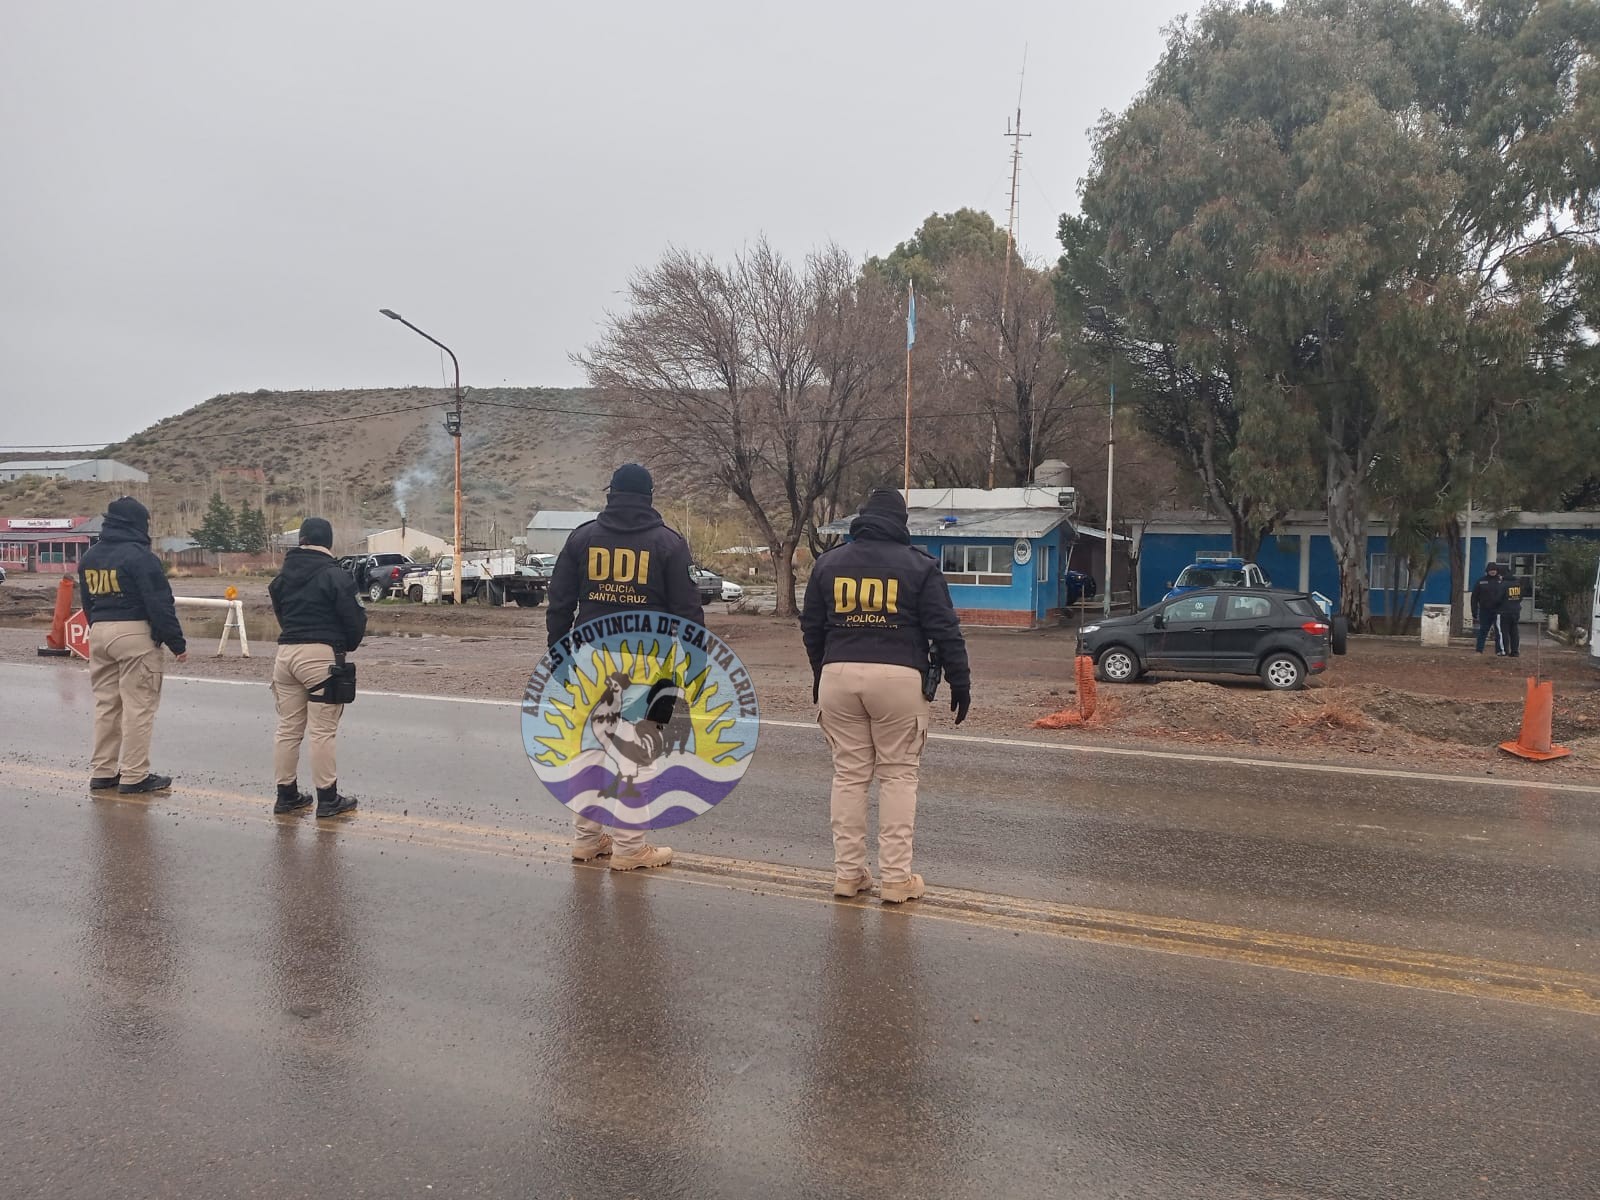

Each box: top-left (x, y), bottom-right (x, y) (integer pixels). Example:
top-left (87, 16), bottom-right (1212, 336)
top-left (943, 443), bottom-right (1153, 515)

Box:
top-left (315, 784), bottom-right (357, 819)
top-left (274, 782), bottom-right (313, 814)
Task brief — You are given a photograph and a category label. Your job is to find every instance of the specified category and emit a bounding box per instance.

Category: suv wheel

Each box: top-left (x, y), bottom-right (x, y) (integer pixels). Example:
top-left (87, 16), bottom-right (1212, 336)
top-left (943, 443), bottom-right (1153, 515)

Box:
top-left (1097, 646), bottom-right (1141, 683)
top-left (368, 583), bottom-right (386, 603)
top-left (1260, 652), bottom-right (1306, 691)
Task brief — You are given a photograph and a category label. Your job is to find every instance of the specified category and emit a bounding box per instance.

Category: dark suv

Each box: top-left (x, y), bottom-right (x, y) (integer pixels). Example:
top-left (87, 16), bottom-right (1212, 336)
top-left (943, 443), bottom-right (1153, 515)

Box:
top-left (1081, 587), bottom-right (1346, 691)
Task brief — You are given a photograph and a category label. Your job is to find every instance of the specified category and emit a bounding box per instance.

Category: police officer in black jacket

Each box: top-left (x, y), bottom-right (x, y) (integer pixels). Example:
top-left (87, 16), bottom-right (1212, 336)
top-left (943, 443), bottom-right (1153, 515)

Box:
top-left (79, 496), bottom-right (188, 794)
top-left (801, 486), bottom-right (971, 905)
top-left (1471, 561), bottom-right (1508, 654)
top-left (268, 517), bottom-right (366, 817)
top-left (1498, 569), bottom-right (1527, 657)
top-left (546, 464), bottom-right (704, 870)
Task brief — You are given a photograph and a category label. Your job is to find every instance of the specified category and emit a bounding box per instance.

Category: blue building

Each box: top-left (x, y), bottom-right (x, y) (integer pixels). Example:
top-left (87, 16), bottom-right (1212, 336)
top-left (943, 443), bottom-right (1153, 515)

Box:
top-left (1136, 510), bottom-right (1600, 623)
top-left (821, 486), bottom-right (1121, 628)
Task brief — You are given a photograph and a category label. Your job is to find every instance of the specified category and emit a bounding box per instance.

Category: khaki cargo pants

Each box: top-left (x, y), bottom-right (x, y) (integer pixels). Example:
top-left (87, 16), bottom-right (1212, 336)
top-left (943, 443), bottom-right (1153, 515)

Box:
top-left (817, 662), bottom-right (929, 884)
top-left (272, 644), bottom-right (344, 790)
top-left (90, 620), bottom-right (166, 787)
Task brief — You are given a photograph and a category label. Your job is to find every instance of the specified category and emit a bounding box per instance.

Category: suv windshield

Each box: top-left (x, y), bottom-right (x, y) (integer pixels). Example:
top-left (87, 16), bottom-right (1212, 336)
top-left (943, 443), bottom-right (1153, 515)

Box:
top-left (1177, 566), bottom-right (1245, 587)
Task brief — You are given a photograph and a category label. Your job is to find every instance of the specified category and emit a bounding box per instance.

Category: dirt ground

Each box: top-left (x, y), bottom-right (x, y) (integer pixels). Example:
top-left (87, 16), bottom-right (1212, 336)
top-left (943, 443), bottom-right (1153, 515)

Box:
top-left (5, 572), bottom-right (1599, 783)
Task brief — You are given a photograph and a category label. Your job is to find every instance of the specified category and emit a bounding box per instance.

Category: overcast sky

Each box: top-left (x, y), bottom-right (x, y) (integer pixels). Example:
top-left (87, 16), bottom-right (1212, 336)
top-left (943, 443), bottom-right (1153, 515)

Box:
top-left (0, 0), bottom-right (1192, 450)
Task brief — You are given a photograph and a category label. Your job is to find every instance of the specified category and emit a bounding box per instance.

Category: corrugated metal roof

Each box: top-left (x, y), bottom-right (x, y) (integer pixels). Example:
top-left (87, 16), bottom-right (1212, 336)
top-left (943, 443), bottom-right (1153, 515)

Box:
top-left (527, 510), bottom-right (598, 530)
top-left (0, 459), bottom-right (94, 470)
top-left (820, 508), bottom-right (1073, 539)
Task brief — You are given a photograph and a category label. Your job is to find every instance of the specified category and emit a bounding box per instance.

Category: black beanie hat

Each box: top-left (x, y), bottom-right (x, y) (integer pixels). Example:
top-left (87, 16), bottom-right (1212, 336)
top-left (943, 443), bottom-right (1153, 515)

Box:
top-left (105, 495), bottom-right (150, 534)
top-left (609, 463), bottom-right (653, 497)
top-left (862, 487), bottom-right (908, 517)
top-left (299, 517), bottom-right (334, 549)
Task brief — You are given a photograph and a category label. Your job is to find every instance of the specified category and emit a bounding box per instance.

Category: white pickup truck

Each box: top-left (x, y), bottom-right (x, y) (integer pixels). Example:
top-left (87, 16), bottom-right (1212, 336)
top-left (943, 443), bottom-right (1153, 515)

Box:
top-left (403, 550), bottom-right (549, 607)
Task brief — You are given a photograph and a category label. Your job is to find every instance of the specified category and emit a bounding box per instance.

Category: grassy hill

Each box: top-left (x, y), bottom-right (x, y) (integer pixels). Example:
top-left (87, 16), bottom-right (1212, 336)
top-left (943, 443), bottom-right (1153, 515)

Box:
top-left (0, 387), bottom-right (611, 551)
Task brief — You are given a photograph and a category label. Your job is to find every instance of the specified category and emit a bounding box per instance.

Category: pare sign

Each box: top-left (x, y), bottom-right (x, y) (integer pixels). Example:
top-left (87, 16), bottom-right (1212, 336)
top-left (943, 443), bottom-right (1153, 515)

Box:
top-left (65, 610), bottom-right (90, 660)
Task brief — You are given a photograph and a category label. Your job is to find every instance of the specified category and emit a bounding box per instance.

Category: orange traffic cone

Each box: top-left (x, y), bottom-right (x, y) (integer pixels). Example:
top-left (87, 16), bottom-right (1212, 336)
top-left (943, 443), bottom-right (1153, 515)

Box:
top-left (37, 577), bottom-right (74, 658)
top-left (1498, 677), bottom-right (1570, 761)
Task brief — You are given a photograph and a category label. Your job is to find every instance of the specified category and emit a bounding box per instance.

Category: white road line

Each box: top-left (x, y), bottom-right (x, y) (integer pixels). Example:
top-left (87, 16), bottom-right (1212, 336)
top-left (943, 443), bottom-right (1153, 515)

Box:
top-left (17, 665), bottom-right (1600, 796)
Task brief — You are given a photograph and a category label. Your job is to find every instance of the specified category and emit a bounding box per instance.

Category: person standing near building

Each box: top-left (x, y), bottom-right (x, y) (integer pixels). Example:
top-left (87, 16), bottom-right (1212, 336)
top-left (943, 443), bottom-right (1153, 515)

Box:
top-left (268, 517), bottom-right (365, 817)
top-left (1498, 567), bottom-right (1526, 658)
top-left (546, 463), bottom-right (704, 870)
top-left (1471, 561), bottom-right (1507, 654)
top-left (79, 496), bottom-right (187, 794)
top-left (801, 486), bottom-right (971, 904)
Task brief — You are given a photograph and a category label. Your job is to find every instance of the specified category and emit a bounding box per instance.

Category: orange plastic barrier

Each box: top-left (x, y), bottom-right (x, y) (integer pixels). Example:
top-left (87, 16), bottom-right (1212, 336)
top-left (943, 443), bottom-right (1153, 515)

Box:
top-left (1498, 677), bottom-right (1570, 761)
top-left (1076, 653), bottom-right (1098, 721)
top-left (37, 577), bottom-right (75, 657)
top-left (1034, 655), bottom-right (1101, 729)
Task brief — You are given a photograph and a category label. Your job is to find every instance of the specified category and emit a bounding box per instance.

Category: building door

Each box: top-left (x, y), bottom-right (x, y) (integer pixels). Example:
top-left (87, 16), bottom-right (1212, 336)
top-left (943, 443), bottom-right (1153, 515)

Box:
top-left (1505, 553), bottom-right (1542, 623)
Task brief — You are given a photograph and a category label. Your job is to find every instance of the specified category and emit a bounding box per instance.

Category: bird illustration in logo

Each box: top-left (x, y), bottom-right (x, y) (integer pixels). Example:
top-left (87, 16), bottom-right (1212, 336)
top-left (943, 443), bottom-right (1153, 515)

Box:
top-left (588, 672), bottom-right (689, 798)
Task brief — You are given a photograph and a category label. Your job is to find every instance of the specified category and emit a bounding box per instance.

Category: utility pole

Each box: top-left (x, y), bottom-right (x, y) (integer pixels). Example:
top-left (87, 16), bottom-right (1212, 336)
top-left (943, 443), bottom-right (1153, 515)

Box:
top-left (379, 309), bottom-right (464, 609)
top-left (988, 51), bottom-right (1030, 489)
top-left (1104, 379), bottom-right (1115, 618)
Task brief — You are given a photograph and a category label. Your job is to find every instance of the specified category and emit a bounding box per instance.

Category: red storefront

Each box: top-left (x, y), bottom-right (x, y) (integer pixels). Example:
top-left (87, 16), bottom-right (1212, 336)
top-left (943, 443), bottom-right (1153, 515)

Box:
top-left (0, 516), bottom-right (101, 574)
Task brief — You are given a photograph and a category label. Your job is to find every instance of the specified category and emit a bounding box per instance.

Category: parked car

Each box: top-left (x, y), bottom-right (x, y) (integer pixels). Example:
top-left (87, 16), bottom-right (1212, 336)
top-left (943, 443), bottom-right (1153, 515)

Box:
top-left (0, 564), bottom-right (7, 585)
top-left (1063, 570), bottom-right (1096, 604)
top-left (357, 553), bottom-right (415, 601)
top-left (523, 553), bottom-right (558, 578)
top-left (1163, 556), bottom-right (1271, 601)
top-left (689, 563), bottom-right (722, 604)
top-left (720, 579), bottom-right (744, 602)
top-left (1081, 587), bottom-right (1347, 691)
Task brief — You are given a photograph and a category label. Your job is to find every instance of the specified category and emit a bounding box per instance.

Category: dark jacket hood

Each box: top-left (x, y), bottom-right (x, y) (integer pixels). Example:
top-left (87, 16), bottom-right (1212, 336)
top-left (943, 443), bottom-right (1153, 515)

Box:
top-left (277, 546), bottom-right (340, 585)
top-left (849, 509), bottom-right (911, 545)
top-left (100, 497), bottom-right (151, 545)
top-left (595, 491), bottom-right (665, 536)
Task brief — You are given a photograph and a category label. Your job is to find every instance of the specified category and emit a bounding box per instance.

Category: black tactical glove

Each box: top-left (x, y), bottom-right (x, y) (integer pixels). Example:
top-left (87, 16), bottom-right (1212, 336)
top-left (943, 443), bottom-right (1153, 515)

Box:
top-left (812, 668), bottom-right (822, 706)
top-left (950, 685), bottom-right (971, 726)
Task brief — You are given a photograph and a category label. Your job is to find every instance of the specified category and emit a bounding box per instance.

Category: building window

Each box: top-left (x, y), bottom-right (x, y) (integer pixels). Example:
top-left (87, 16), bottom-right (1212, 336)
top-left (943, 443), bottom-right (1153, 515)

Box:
top-left (940, 544), bottom-right (1012, 587)
top-left (1368, 552), bottom-right (1415, 593)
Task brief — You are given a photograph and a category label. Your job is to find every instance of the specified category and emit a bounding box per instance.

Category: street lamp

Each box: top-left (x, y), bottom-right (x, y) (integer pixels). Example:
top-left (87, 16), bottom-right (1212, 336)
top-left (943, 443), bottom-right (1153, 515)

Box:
top-left (379, 309), bottom-right (463, 609)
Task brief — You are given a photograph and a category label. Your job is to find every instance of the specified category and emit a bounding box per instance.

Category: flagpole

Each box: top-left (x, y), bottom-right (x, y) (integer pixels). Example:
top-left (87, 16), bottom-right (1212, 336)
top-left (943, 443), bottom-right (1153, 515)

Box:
top-left (903, 345), bottom-right (912, 493)
top-left (904, 282), bottom-right (915, 494)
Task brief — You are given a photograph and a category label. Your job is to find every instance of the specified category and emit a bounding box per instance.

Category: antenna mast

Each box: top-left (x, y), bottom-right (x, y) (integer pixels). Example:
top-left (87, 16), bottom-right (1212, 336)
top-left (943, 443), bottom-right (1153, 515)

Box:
top-left (988, 50), bottom-right (1030, 488)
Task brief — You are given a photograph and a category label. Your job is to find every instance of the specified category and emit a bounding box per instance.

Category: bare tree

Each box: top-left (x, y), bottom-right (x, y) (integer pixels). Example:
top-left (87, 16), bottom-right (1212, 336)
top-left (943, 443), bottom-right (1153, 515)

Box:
top-left (578, 239), bottom-right (900, 617)
top-left (909, 254), bottom-right (1093, 487)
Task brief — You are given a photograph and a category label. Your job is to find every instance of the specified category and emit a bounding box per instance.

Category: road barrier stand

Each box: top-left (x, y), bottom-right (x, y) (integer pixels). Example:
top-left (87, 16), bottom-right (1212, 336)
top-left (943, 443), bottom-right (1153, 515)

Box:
top-left (37, 577), bottom-right (74, 657)
top-left (1498, 677), bottom-right (1570, 761)
top-left (173, 597), bottom-right (251, 657)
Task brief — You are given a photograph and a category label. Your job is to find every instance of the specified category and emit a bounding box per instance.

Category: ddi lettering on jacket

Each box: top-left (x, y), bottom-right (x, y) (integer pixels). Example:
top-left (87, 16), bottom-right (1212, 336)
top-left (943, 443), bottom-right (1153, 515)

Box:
top-left (83, 568), bottom-right (123, 596)
top-left (586, 547), bottom-right (652, 606)
top-left (833, 577), bottom-right (900, 626)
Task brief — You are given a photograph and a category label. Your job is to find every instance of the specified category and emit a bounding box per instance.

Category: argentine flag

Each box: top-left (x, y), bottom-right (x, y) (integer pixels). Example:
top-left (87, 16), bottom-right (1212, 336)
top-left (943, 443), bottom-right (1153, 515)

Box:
top-left (906, 282), bottom-right (916, 349)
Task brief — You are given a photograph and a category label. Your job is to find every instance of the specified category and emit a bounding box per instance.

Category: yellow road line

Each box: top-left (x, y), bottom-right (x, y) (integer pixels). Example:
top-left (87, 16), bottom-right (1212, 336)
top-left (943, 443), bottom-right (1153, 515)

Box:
top-left (12, 761), bottom-right (1600, 1017)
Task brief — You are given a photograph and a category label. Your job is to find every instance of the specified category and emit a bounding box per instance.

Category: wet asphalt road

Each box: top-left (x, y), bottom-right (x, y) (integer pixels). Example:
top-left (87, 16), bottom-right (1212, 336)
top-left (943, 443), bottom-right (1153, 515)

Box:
top-left (2, 661), bottom-right (1598, 1199)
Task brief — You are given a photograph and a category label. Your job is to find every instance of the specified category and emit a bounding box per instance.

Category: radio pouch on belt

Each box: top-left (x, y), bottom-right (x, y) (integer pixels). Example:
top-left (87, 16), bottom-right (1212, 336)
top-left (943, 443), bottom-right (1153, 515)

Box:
top-left (307, 651), bottom-right (357, 705)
